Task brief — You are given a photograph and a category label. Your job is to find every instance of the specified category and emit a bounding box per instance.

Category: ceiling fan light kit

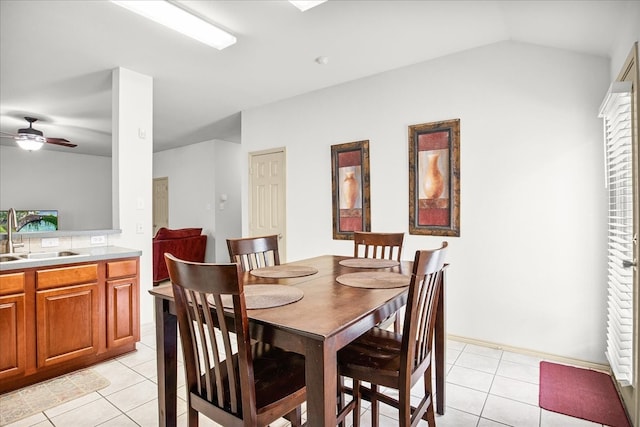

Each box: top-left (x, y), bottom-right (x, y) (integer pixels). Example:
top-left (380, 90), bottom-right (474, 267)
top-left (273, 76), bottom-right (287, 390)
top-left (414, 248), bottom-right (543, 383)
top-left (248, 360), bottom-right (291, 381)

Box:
top-left (1, 117), bottom-right (77, 151)
top-left (15, 134), bottom-right (45, 151)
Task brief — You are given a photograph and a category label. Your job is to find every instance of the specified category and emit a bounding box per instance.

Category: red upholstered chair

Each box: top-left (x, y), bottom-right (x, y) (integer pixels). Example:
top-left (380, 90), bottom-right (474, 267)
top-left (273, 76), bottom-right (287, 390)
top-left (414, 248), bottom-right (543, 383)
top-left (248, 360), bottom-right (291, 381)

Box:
top-left (152, 228), bottom-right (207, 284)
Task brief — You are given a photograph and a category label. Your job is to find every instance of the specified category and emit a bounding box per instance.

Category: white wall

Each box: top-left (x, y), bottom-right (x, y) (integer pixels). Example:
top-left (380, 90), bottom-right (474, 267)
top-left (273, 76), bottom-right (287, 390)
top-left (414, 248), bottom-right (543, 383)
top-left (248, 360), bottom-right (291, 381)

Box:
top-left (608, 3), bottom-right (639, 78)
top-left (0, 146), bottom-right (112, 229)
top-left (154, 140), bottom-right (218, 262)
top-left (214, 139), bottom-right (242, 262)
top-left (242, 41), bottom-right (611, 364)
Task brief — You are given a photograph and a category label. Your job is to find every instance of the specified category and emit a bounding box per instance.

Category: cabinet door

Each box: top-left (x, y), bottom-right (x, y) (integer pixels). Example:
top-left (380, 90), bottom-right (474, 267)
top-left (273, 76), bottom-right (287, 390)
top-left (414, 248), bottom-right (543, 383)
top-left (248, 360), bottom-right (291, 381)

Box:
top-left (36, 284), bottom-right (99, 368)
top-left (0, 293), bottom-right (26, 379)
top-left (106, 277), bottom-right (139, 348)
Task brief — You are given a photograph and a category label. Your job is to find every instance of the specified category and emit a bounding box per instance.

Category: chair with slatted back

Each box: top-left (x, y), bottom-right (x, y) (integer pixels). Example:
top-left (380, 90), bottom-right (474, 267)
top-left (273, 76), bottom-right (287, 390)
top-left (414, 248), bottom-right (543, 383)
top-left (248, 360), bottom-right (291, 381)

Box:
top-left (353, 231), bottom-right (405, 331)
top-left (227, 235), bottom-right (280, 272)
top-left (353, 231), bottom-right (404, 261)
top-left (336, 242), bottom-right (448, 427)
top-left (164, 253), bottom-right (306, 427)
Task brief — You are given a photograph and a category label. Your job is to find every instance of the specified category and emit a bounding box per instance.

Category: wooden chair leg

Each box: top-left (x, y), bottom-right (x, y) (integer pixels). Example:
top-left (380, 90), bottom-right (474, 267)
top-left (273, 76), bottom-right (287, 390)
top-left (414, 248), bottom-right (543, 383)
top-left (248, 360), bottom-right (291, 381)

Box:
top-left (426, 400), bottom-right (436, 426)
top-left (187, 405), bottom-right (199, 427)
top-left (371, 384), bottom-right (379, 427)
top-left (284, 407), bottom-right (302, 427)
top-left (353, 379), bottom-right (361, 427)
top-left (337, 376), bottom-right (346, 427)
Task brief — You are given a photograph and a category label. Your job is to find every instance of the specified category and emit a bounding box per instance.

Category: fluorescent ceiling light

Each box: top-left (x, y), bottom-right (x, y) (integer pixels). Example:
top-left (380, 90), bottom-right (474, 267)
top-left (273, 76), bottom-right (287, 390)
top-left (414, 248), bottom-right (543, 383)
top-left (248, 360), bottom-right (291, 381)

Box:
top-left (289, 1), bottom-right (327, 12)
top-left (111, 1), bottom-right (236, 50)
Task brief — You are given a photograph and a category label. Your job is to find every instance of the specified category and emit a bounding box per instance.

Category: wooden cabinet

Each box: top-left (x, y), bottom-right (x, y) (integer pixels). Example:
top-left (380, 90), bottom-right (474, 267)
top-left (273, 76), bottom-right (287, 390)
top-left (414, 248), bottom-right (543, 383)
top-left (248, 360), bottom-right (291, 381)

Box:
top-left (106, 259), bottom-right (139, 349)
top-left (0, 272), bottom-right (27, 380)
top-left (35, 264), bottom-right (99, 368)
top-left (0, 256), bottom-right (140, 393)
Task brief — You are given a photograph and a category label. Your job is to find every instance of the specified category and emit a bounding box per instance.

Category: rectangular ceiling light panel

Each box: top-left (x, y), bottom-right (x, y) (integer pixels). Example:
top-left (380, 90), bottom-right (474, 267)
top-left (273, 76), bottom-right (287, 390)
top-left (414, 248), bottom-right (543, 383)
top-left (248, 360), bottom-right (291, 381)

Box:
top-left (289, 1), bottom-right (327, 12)
top-left (111, 1), bottom-right (236, 50)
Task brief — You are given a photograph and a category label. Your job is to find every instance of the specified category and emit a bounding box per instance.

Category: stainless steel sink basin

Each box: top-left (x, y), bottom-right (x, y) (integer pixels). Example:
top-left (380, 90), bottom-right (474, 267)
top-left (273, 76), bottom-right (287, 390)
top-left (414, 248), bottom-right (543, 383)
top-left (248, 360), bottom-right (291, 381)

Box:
top-left (18, 251), bottom-right (84, 259)
top-left (0, 251), bottom-right (89, 263)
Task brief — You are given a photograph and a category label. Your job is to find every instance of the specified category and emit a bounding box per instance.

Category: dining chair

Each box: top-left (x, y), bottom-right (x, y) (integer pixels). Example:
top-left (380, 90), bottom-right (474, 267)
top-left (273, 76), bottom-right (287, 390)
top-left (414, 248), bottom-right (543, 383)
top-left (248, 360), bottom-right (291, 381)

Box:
top-left (336, 242), bottom-right (448, 427)
top-left (227, 234), bottom-right (280, 272)
top-left (353, 231), bottom-right (404, 261)
top-left (164, 253), bottom-right (306, 427)
top-left (353, 231), bottom-right (405, 331)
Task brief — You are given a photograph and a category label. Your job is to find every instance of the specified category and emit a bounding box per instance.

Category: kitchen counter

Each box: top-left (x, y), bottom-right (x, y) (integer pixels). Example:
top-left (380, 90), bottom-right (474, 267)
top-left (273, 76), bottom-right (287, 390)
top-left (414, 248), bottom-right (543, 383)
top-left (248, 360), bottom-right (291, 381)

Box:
top-left (0, 246), bottom-right (142, 271)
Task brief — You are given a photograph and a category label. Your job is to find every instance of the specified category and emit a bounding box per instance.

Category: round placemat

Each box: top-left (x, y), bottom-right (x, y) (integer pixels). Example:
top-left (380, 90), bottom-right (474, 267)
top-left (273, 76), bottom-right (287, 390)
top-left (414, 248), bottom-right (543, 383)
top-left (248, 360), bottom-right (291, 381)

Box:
top-left (250, 265), bottom-right (318, 278)
top-left (208, 285), bottom-right (304, 309)
top-left (336, 272), bottom-right (411, 289)
top-left (339, 258), bottom-right (400, 268)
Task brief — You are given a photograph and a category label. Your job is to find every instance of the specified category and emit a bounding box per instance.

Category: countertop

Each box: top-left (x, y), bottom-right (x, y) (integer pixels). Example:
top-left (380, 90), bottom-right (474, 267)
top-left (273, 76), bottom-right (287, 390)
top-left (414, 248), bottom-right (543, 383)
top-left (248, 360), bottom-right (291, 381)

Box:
top-left (0, 246), bottom-right (142, 272)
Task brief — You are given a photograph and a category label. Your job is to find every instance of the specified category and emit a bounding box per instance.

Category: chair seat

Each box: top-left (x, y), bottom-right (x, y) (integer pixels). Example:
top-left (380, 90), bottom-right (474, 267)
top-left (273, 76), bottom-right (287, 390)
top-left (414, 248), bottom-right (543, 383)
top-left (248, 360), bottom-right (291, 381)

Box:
top-left (338, 327), bottom-right (402, 389)
top-left (197, 344), bottom-right (306, 415)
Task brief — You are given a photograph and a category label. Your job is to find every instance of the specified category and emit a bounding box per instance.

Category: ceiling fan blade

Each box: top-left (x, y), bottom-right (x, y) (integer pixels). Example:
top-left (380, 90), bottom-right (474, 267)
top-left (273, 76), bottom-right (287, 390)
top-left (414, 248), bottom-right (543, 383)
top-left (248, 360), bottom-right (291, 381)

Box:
top-left (0, 131), bottom-right (17, 137)
top-left (46, 137), bottom-right (77, 148)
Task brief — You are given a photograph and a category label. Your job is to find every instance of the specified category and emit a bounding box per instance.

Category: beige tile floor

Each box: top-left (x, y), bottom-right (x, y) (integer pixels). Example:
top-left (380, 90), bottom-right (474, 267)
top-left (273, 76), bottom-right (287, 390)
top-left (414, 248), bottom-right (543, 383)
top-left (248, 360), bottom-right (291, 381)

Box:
top-left (3, 322), bottom-right (609, 427)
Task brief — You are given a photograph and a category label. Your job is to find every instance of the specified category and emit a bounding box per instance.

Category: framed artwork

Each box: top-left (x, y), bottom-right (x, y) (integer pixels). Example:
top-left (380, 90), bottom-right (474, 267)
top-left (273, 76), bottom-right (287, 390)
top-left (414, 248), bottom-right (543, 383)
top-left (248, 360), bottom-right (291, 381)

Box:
top-left (409, 119), bottom-right (460, 236)
top-left (331, 140), bottom-right (371, 240)
top-left (0, 210), bottom-right (59, 233)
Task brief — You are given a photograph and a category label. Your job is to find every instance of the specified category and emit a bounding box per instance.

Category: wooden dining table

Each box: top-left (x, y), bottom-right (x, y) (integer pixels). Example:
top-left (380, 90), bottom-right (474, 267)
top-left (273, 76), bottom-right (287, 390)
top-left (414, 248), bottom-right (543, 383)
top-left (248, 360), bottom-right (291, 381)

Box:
top-left (149, 255), bottom-right (447, 427)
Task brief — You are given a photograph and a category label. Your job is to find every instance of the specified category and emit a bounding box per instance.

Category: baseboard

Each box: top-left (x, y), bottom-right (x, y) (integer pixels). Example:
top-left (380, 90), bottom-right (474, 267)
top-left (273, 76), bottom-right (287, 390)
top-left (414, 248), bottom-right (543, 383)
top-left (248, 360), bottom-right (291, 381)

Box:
top-left (447, 334), bottom-right (611, 374)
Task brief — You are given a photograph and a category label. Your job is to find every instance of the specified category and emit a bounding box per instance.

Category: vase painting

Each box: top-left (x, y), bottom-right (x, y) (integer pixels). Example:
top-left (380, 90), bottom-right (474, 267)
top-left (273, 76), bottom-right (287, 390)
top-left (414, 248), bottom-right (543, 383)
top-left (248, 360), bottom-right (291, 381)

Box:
top-left (340, 167), bottom-right (361, 209)
top-left (423, 152), bottom-right (444, 199)
top-left (419, 149), bottom-right (448, 200)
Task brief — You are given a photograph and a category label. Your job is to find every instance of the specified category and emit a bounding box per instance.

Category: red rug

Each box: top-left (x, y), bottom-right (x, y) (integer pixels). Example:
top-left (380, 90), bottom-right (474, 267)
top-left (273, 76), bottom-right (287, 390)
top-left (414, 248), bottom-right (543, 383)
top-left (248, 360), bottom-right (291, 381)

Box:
top-left (539, 361), bottom-right (630, 427)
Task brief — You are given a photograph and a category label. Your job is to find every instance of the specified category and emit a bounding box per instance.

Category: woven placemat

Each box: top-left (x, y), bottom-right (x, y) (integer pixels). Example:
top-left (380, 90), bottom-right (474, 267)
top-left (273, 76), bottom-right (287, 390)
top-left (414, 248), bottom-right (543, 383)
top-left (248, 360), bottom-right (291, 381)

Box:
top-left (208, 285), bottom-right (304, 309)
top-left (339, 258), bottom-right (400, 268)
top-left (336, 272), bottom-right (411, 289)
top-left (250, 265), bottom-right (318, 278)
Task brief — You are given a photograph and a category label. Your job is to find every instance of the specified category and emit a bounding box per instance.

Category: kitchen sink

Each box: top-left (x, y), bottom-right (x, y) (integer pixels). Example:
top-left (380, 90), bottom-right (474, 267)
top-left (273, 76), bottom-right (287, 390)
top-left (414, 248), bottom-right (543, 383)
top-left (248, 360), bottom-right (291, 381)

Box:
top-left (0, 251), bottom-right (89, 263)
top-left (18, 251), bottom-right (85, 259)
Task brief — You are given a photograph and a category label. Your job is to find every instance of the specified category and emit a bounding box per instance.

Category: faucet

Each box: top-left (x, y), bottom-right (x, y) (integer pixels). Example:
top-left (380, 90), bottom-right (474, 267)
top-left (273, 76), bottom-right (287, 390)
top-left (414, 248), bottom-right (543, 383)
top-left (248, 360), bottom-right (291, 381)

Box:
top-left (6, 208), bottom-right (24, 254)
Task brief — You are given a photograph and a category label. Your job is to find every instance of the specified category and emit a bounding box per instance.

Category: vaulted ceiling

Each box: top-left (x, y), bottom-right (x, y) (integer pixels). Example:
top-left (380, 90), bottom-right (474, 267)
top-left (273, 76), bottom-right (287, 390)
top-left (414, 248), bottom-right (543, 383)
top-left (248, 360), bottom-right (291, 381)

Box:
top-left (0, 1), bottom-right (636, 156)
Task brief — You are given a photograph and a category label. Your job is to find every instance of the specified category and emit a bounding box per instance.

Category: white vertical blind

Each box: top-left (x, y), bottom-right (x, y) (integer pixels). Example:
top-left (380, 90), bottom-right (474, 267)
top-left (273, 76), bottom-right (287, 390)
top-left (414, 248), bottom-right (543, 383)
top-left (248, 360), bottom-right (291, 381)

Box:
top-left (599, 81), bottom-right (634, 386)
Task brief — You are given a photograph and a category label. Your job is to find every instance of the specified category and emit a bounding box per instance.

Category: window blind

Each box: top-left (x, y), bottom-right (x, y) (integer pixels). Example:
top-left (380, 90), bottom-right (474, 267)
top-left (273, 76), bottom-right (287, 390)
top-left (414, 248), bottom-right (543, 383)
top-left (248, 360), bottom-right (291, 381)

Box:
top-left (599, 81), bottom-right (634, 386)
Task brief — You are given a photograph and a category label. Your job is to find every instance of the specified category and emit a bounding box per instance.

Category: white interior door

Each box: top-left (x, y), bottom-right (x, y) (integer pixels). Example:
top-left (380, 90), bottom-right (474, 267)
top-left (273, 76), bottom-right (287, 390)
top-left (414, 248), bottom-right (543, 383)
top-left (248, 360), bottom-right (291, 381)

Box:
top-left (249, 149), bottom-right (286, 261)
top-left (153, 177), bottom-right (168, 236)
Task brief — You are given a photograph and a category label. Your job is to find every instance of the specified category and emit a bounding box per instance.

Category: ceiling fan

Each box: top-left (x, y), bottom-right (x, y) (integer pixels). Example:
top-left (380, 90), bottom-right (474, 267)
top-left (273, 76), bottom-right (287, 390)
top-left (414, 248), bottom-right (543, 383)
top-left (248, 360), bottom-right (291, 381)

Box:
top-left (0, 117), bottom-right (77, 151)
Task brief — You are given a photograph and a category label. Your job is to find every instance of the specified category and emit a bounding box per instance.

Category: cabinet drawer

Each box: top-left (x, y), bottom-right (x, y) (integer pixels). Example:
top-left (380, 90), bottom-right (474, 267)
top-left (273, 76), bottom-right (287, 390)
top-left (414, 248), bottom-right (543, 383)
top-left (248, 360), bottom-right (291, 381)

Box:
top-left (106, 259), bottom-right (137, 279)
top-left (0, 272), bottom-right (25, 296)
top-left (36, 264), bottom-right (98, 290)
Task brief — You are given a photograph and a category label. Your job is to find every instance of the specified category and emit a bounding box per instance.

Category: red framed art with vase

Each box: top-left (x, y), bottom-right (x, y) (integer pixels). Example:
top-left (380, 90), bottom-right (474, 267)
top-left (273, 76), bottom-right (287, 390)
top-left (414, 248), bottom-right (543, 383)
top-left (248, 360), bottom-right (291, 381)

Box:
top-left (409, 119), bottom-right (460, 236)
top-left (331, 140), bottom-right (371, 240)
